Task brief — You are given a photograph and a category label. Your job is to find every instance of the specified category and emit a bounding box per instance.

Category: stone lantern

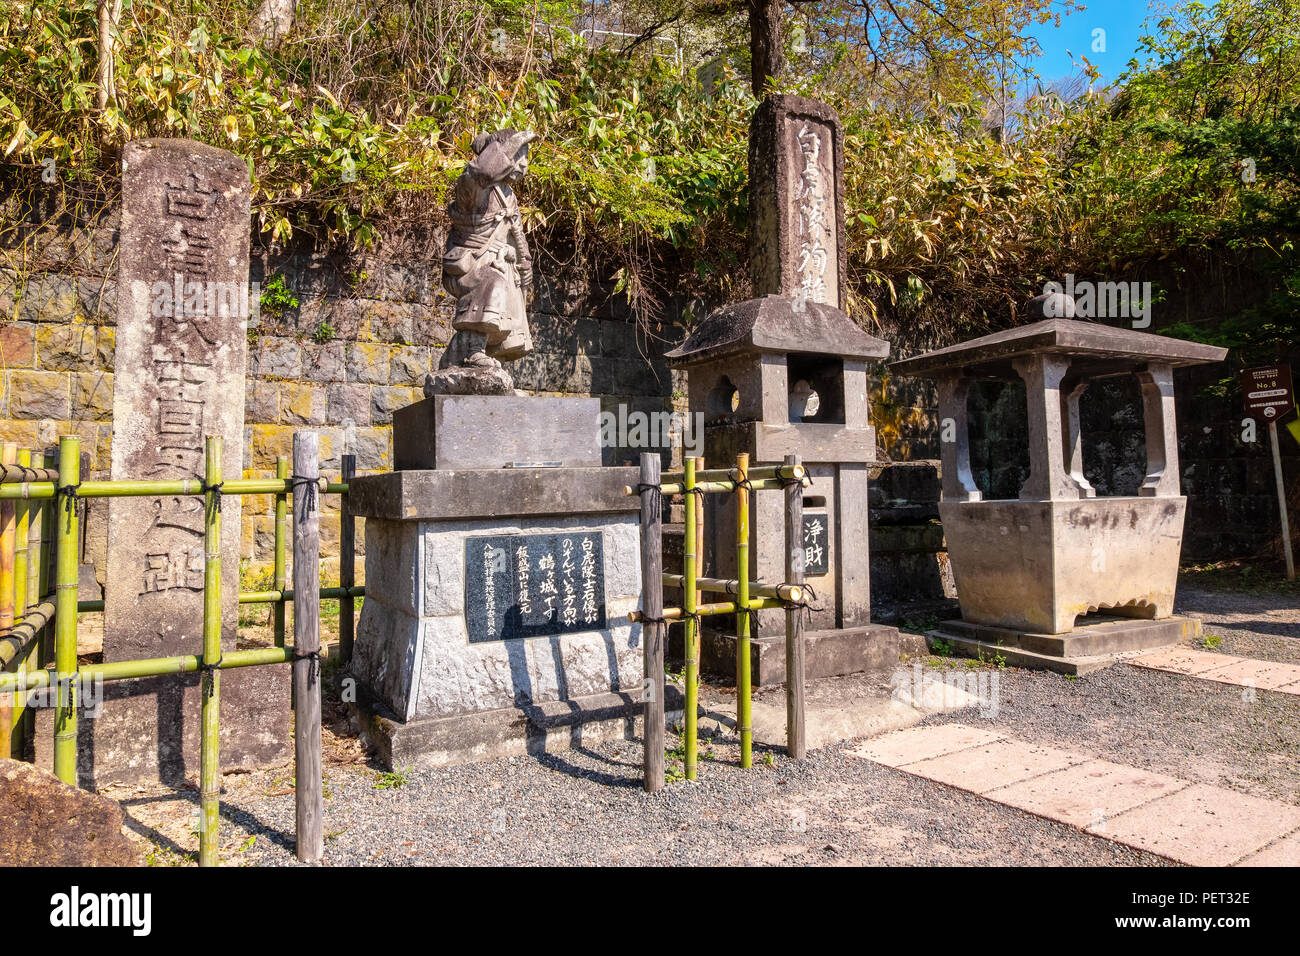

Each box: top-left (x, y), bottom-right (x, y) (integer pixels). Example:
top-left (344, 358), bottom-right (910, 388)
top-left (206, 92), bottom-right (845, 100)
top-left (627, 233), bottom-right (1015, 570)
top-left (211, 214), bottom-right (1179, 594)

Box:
top-left (665, 93), bottom-right (900, 684)
top-left (889, 294), bottom-right (1227, 673)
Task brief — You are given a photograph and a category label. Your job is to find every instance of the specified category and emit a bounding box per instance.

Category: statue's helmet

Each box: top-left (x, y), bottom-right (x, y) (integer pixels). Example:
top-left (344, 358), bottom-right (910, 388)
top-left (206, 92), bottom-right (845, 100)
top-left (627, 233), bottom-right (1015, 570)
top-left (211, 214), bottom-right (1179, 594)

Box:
top-left (469, 129), bottom-right (537, 182)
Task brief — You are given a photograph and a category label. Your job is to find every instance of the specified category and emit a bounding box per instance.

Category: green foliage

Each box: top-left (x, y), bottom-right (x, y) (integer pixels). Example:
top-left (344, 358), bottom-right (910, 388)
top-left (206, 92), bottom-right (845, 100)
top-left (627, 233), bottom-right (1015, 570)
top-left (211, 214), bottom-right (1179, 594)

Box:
top-left (2, 0), bottom-right (1297, 352)
top-left (259, 273), bottom-right (298, 319)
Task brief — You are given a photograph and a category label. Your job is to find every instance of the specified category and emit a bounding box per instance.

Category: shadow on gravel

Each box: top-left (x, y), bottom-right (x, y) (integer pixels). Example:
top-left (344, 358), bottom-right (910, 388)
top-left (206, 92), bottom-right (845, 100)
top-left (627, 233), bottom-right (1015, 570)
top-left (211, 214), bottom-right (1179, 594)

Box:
top-left (532, 745), bottom-right (642, 788)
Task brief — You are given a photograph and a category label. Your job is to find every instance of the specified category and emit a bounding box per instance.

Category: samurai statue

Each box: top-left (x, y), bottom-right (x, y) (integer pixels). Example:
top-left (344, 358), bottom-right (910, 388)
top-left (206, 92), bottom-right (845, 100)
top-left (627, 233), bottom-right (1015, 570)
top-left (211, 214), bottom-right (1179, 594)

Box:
top-left (430, 129), bottom-right (536, 395)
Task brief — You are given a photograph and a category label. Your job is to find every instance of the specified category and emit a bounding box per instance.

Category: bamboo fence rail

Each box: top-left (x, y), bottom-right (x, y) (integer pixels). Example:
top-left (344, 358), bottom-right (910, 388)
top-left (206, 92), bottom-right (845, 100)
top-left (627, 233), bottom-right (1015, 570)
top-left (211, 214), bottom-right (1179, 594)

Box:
top-left (628, 451), bottom-right (811, 787)
top-left (0, 434), bottom-right (363, 867)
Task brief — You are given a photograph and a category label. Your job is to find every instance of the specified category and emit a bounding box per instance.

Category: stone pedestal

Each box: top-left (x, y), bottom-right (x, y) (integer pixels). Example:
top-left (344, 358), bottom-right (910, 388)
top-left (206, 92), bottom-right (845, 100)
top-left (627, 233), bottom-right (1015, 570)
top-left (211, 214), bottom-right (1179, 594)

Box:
top-left (346, 465), bottom-right (647, 768)
top-left (393, 395), bottom-right (601, 470)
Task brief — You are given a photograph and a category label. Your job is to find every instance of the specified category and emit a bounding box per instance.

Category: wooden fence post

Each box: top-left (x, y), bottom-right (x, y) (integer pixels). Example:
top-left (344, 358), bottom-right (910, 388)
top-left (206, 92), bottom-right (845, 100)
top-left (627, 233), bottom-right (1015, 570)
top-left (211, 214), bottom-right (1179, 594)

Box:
top-left (293, 432), bottom-right (324, 862)
top-left (339, 453), bottom-right (356, 664)
top-left (783, 453), bottom-right (806, 759)
top-left (638, 452), bottom-right (664, 792)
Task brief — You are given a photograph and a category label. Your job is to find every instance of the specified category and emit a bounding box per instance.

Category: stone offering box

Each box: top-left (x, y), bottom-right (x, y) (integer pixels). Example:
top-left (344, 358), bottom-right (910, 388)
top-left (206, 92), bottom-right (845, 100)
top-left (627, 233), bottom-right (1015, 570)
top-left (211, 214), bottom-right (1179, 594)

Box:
top-left (348, 396), bottom-right (653, 768)
top-left (891, 305), bottom-right (1227, 673)
top-left (666, 295), bottom-right (900, 684)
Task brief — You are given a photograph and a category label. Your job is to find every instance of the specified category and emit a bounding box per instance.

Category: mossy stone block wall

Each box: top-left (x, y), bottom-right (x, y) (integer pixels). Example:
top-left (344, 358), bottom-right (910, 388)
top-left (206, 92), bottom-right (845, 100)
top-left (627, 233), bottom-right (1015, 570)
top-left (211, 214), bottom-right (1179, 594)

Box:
top-left (1, 216), bottom-right (685, 593)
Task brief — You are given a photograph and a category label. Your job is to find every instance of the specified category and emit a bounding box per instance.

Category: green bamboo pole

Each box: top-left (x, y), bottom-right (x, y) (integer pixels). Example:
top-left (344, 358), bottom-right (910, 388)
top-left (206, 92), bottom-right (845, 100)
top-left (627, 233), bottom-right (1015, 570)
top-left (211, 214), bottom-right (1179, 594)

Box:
top-left (622, 477), bottom-right (799, 497)
top-left (661, 573), bottom-right (802, 602)
top-left (273, 456), bottom-right (288, 648)
top-left (76, 584), bottom-right (365, 614)
top-left (0, 477), bottom-right (347, 501)
top-left (626, 596), bottom-right (784, 623)
top-left (734, 451), bottom-right (752, 769)
top-left (38, 451), bottom-right (54, 668)
top-left (52, 436), bottom-right (80, 785)
top-left (23, 448), bottom-right (43, 746)
top-left (659, 464), bottom-right (806, 484)
top-left (9, 448), bottom-right (30, 757)
top-left (199, 436), bottom-right (222, 868)
top-left (0, 645), bottom-right (294, 695)
top-left (339, 454), bottom-right (356, 664)
top-left (0, 443), bottom-right (16, 755)
top-left (683, 457), bottom-right (699, 781)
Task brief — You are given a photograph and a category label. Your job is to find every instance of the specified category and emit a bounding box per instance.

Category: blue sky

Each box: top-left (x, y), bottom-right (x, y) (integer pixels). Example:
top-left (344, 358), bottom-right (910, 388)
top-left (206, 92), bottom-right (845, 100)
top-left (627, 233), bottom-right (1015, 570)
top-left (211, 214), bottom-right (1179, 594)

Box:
top-left (1027, 0), bottom-right (1165, 88)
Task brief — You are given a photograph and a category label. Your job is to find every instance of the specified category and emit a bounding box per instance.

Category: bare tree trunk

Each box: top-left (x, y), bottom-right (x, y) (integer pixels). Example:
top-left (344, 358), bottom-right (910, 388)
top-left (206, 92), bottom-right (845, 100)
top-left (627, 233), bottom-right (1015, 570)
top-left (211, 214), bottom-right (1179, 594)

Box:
top-left (749, 0), bottom-right (784, 97)
top-left (95, 0), bottom-right (122, 114)
top-left (249, 0), bottom-right (298, 46)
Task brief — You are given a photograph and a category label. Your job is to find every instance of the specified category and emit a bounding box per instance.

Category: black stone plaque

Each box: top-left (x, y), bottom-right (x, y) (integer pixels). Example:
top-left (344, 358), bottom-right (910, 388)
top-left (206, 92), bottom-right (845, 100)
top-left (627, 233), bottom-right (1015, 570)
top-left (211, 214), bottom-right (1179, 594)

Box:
top-left (802, 513), bottom-right (829, 577)
top-left (464, 532), bottom-right (608, 643)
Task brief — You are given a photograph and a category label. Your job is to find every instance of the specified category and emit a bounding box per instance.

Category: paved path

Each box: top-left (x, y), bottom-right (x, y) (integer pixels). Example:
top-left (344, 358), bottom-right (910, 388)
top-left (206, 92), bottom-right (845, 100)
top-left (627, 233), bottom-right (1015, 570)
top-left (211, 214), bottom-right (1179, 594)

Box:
top-left (1129, 647), bottom-right (1300, 694)
top-left (852, 723), bottom-right (1300, 866)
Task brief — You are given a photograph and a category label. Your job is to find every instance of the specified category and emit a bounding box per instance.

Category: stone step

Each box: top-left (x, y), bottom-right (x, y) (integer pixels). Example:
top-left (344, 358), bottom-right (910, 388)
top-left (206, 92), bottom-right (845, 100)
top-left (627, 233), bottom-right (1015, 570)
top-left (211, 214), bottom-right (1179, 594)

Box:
top-left (928, 630), bottom-right (1127, 676)
top-left (937, 615), bottom-right (1200, 659)
top-left (699, 623), bottom-right (900, 686)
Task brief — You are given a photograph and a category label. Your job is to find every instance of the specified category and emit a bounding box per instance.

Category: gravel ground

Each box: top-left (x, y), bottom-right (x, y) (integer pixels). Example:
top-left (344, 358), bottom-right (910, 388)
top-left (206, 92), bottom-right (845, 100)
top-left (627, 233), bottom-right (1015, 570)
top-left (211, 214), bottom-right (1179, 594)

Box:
top-left (1175, 583), bottom-right (1300, 664)
top-left (112, 579), bottom-right (1297, 867)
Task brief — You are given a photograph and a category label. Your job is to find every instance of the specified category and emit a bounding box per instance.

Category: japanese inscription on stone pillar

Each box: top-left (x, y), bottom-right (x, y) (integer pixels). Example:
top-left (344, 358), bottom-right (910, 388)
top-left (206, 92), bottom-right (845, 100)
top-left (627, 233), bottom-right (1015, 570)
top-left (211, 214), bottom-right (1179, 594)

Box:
top-left (104, 139), bottom-right (250, 660)
top-left (748, 94), bottom-right (846, 311)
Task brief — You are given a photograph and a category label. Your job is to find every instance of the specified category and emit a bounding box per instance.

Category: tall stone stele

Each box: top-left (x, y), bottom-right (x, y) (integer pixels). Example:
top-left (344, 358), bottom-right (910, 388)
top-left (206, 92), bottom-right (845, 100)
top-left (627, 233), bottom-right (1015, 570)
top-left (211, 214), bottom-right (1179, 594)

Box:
top-left (666, 95), bottom-right (901, 684)
top-left (54, 140), bottom-right (289, 786)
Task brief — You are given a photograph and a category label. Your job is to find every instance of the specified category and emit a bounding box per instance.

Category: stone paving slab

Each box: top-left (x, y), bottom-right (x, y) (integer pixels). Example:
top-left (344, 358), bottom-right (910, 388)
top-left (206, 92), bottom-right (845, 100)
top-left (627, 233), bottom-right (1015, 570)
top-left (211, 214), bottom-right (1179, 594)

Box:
top-left (848, 723), bottom-right (1004, 767)
top-left (988, 758), bottom-right (1189, 829)
top-left (1235, 831), bottom-right (1300, 867)
top-left (1129, 648), bottom-right (1300, 693)
top-left (851, 724), bottom-right (1300, 866)
top-left (900, 739), bottom-right (1086, 795)
top-left (1094, 783), bottom-right (1300, 866)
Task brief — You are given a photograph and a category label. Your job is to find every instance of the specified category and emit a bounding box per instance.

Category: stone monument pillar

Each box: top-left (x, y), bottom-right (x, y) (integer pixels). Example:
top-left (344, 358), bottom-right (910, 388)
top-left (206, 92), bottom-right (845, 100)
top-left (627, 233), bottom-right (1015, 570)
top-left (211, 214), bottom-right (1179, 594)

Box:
top-left (55, 140), bottom-right (289, 785)
top-left (666, 95), bottom-right (900, 684)
top-left (346, 130), bottom-right (653, 769)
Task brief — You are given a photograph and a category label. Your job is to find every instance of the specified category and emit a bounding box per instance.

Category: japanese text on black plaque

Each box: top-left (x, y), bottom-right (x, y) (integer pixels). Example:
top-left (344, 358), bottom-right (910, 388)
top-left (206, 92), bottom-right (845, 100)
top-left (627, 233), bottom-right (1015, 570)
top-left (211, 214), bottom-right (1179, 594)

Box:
top-left (465, 532), bottom-right (607, 643)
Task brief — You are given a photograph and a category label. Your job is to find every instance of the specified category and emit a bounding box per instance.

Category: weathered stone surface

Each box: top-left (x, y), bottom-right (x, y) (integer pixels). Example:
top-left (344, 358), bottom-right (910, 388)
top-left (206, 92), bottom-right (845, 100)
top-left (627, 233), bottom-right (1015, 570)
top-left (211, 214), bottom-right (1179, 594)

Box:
top-left (8, 369), bottom-right (69, 419)
top-left (253, 336), bottom-right (299, 379)
top-left (394, 395), bottom-right (601, 470)
top-left (352, 513), bottom-right (641, 721)
top-left (348, 466), bottom-right (638, 521)
top-left (0, 322), bottom-right (35, 367)
top-left (101, 138), bottom-right (288, 782)
top-left (748, 95), bottom-right (847, 310)
top-left (889, 317), bottom-right (1228, 379)
top-left (299, 342), bottom-right (346, 383)
top-left (326, 382), bottom-right (371, 425)
top-left (424, 364), bottom-right (513, 396)
top-left (346, 342), bottom-right (390, 384)
top-left (940, 497), bottom-right (1186, 634)
top-left (71, 371), bottom-right (114, 422)
top-left (0, 759), bottom-right (142, 866)
top-left (36, 324), bottom-right (98, 370)
top-left (389, 345), bottom-right (432, 384)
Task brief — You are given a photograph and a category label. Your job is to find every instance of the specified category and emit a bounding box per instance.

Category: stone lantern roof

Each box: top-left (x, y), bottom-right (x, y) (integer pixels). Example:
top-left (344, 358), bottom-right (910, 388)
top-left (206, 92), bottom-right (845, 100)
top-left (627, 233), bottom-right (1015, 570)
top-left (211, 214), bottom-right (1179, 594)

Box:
top-left (890, 316), bottom-right (1227, 380)
top-left (666, 295), bottom-right (890, 367)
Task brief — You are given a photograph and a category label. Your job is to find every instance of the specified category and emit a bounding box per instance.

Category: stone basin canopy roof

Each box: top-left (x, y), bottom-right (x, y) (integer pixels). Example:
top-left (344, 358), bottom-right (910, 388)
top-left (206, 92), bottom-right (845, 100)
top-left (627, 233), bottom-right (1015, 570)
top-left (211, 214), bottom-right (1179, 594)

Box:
top-left (889, 317), bottom-right (1228, 380)
top-left (666, 294), bottom-right (890, 366)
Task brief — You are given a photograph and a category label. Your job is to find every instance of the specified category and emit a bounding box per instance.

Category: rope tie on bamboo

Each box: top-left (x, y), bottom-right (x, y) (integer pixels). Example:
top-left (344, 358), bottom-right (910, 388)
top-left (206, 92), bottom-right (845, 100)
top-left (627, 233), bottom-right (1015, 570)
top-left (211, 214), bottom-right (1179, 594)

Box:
top-left (202, 480), bottom-right (224, 519)
top-left (57, 481), bottom-right (82, 517)
top-left (292, 476), bottom-right (319, 514)
top-left (780, 472), bottom-right (813, 489)
top-left (731, 476), bottom-right (755, 495)
top-left (782, 583), bottom-right (825, 625)
top-left (200, 653), bottom-right (223, 697)
top-left (681, 486), bottom-right (706, 499)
